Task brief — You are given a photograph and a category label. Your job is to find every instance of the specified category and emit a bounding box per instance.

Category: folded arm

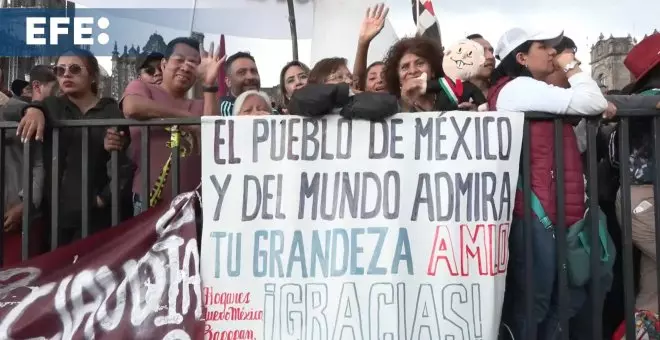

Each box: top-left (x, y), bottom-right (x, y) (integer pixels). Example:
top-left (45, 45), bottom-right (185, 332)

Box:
top-left (121, 80), bottom-right (190, 120)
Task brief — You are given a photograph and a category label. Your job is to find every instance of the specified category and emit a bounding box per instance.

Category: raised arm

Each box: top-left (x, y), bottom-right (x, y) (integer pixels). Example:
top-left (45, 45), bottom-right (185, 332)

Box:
top-left (353, 4), bottom-right (388, 90)
top-left (197, 41), bottom-right (226, 116)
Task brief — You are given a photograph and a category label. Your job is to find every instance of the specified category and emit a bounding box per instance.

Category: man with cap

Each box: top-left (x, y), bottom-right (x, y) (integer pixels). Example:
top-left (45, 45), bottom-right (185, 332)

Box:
top-left (136, 51), bottom-right (164, 85)
top-left (11, 79), bottom-right (31, 101)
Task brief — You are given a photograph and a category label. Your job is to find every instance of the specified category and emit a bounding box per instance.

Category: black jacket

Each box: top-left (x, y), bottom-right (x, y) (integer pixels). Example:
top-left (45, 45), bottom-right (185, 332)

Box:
top-left (287, 83), bottom-right (399, 120)
top-left (23, 96), bottom-right (136, 242)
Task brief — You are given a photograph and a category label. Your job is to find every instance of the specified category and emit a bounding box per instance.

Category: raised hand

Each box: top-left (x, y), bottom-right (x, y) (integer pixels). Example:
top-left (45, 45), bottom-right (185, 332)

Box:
top-left (359, 3), bottom-right (389, 43)
top-left (197, 41), bottom-right (226, 86)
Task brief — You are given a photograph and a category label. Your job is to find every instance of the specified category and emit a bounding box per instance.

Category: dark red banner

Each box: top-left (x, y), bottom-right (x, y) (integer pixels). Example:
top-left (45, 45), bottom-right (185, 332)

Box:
top-left (0, 193), bottom-right (205, 339)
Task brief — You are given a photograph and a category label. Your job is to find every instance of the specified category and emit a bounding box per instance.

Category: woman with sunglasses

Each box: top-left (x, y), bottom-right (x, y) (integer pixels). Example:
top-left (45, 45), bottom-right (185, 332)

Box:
top-left (136, 52), bottom-right (164, 85)
top-left (16, 48), bottom-right (136, 246)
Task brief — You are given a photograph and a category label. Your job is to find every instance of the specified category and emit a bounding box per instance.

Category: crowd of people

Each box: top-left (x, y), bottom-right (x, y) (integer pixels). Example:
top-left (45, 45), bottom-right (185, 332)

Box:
top-left (0, 3), bottom-right (659, 339)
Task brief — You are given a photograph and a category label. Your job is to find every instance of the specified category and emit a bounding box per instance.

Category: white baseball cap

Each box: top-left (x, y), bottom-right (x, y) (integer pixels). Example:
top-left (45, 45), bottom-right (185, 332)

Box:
top-left (494, 28), bottom-right (564, 60)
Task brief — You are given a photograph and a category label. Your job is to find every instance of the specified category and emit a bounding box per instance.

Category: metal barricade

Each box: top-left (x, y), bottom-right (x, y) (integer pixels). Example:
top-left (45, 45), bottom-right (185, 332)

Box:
top-left (1, 110), bottom-right (659, 339)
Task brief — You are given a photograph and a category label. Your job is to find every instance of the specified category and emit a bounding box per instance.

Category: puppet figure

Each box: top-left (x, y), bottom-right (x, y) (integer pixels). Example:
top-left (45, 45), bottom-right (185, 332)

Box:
top-left (443, 39), bottom-right (485, 80)
top-left (425, 39), bottom-right (488, 110)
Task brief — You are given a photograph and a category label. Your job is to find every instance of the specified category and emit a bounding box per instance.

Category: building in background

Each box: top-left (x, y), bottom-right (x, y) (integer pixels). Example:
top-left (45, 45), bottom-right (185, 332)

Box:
top-left (0, 0), bottom-right (73, 90)
top-left (109, 32), bottom-right (206, 99)
top-left (590, 29), bottom-right (658, 92)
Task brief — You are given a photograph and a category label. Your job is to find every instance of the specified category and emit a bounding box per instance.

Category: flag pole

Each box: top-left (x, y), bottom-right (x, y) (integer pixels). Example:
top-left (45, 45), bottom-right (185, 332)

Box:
top-left (286, 0), bottom-right (299, 61)
top-left (415, 0), bottom-right (420, 33)
top-left (189, 0), bottom-right (198, 35)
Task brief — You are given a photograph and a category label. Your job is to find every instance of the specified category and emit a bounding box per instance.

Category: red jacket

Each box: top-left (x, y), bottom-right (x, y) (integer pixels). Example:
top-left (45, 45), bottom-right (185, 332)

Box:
top-left (489, 77), bottom-right (586, 226)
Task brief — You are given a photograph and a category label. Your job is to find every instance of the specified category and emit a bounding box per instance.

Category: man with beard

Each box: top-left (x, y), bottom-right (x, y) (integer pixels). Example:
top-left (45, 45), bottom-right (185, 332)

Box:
top-left (466, 33), bottom-right (495, 98)
top-left (219, 51), bottom-right (261, 116)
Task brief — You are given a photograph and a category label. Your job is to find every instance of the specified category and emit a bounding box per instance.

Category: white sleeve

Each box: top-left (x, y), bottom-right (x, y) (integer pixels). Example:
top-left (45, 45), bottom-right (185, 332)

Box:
top-left (565, 72), bottom-right (609, 115)
top-left (496, 74), bottom-right (608, 115)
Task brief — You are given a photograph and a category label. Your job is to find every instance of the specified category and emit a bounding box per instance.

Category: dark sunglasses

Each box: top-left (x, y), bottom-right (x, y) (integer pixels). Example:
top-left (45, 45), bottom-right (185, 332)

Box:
top-left (53, 64), bottom-right (84, 77)
top-left (141, 65), bottom-right (161, 76)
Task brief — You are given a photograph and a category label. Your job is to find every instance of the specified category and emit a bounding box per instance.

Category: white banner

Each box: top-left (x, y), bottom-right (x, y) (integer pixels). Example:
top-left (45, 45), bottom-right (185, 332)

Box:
top-left (200, 112), bottom-right (524, 340)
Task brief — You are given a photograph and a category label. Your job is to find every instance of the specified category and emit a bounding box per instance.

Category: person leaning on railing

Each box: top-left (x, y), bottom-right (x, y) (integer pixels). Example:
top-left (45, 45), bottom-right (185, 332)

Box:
top-left (278, 61), bottom-right (310, 114)
top-left (117, 37), bottom-right (224, 214)
top-left (10, 48), bottom-right (136, 246)
top-left (0, 90), bottom-right (45, 266)
top-left (608, 33), bottom-right (660, 316)
top-left (0, 64), bottom-right (59, 265)
top-left (487, 27), bottom-right (610, 340)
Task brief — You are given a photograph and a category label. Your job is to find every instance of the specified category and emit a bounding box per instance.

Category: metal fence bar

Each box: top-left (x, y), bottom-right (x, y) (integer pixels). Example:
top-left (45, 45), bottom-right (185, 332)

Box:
top-left (140, 126), bottom-right (150, 214)
top-left (521, 119), bottom-right (536, 339)
top-left (652, 116), bottom-right (660, 314)
top-left (553, 118), bottom-right (569, 340)
top-left (0, 129), bottom-right (5, 267)
top-left (586, 118), bottom-right (603, 339)
top-left (171, 138), bottom-right (180, 198)
top-left (616, 117), bottom-right (636, 338)
top-left (110, 149), bottom-right (119, 226)
top-left (20, 141), bottom-right (32, 261)
top-left (81, 127), bottom-right (90, 238)
top-left (50, 128), bottom-right (60, 250)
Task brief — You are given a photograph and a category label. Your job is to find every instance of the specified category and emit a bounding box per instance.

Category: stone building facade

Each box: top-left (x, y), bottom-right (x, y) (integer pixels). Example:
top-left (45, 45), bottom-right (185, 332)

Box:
top-left (590, 30), bottom-right (659, 91)
top-left (0, 0), bottom-right (73, 90)
top-left (110, 32), bottom-right (282, 102)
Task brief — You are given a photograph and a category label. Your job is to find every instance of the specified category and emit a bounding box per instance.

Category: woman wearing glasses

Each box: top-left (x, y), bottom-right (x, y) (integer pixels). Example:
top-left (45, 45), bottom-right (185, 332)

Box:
top-left (308, 57), bottom-right (358, 87)
top-left (16, 48), bottom-right (135, 246)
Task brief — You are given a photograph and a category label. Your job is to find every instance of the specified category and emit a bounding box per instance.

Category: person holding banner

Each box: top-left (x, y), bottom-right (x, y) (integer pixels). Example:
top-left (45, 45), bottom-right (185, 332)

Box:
top-left (278, 61), bottom-right (310, 108)
top-left (382, 36), bottom-right (477, 111)
top-left (232, 90), bottom-right (273, 116)
top-left (488, 27), bottom-right (609, 339)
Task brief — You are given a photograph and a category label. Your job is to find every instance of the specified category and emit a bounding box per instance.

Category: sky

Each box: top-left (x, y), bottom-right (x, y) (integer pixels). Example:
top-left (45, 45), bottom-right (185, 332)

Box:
top-left (85, 0), bottom-right (658, 87)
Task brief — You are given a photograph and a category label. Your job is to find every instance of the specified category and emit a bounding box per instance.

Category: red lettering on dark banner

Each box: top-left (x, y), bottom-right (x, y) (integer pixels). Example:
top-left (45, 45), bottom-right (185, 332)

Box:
top-left (0, 193), bottom-right (205, 339)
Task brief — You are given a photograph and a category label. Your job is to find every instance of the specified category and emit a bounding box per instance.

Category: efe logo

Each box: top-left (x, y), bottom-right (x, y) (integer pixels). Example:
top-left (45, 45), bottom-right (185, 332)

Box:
top-left (25, 16), bottom-right (110, 45)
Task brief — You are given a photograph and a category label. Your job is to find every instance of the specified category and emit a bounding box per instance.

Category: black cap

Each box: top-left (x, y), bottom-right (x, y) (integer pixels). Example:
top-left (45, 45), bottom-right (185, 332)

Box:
top-left (10, 79), bottom-right (29, 97)
top-left (29, 65), bottom-right (57, 83)
top-left (136, 51), bottom-right (164, 73)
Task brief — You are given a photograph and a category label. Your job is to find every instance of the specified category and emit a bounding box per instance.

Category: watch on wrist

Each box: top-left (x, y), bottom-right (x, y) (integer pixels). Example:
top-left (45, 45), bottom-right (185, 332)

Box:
top-left (202, 85), bottom-right (219, 93)
top-left (563, 60), bottom-right (580, 73)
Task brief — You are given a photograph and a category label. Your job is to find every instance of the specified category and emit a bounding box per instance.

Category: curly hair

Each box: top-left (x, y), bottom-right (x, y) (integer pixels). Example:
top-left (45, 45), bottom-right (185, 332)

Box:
top-left (308, 57), bottom-right (348, 84)
top-left (383, 37), bottom-right (444, 96)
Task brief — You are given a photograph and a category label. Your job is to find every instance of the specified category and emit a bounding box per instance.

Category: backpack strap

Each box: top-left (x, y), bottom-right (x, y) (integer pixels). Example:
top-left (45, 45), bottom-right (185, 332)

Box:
top-left (516, 179), bottom-right (554, 230)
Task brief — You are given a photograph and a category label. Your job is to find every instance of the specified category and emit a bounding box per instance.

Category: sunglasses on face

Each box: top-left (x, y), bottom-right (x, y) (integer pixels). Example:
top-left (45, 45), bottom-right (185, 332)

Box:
top-left (141, 65), bottom-right (162, 76)
top-left (53, 64), bottom-right (84, 77)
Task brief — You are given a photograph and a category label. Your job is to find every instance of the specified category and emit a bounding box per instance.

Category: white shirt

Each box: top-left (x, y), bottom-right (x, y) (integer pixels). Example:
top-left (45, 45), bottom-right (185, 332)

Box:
top-left (496, 72), bottom-right (608, 115)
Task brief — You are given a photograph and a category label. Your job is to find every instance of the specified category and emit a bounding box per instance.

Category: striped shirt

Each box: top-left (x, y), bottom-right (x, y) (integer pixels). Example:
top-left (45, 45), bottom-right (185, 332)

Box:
top-left (219, 95), bottom-right (236, 116)
top-left (218, 94), bottom-right (281, 115)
